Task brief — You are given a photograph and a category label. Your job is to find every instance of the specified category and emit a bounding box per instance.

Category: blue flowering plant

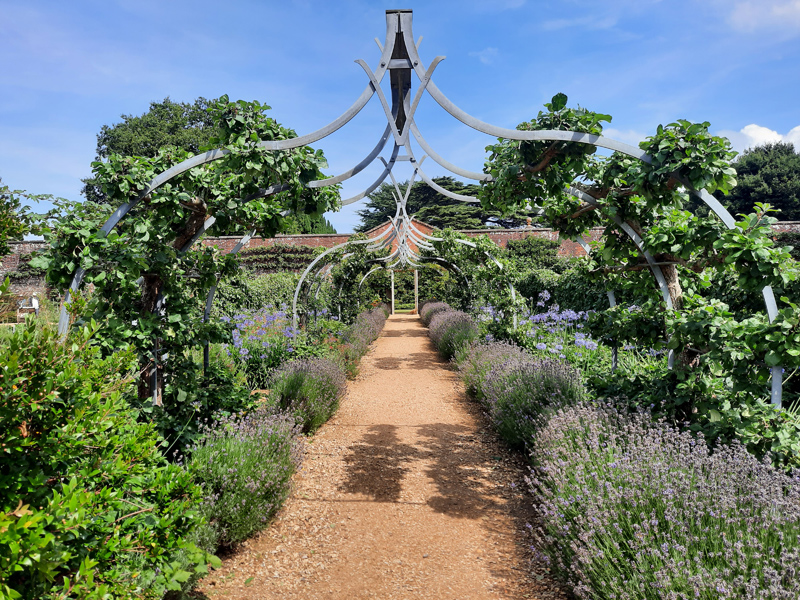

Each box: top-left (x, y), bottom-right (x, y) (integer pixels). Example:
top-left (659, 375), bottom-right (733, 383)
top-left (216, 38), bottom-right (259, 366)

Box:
top-left (221, 307), bottom-right (328, 389)
top-left (508, 291), bottom-right (666, 377)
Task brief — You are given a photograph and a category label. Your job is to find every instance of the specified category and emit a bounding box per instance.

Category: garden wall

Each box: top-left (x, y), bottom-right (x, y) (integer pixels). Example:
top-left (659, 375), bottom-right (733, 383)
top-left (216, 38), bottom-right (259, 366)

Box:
top-left (6, 222), bottom-right (800, 297)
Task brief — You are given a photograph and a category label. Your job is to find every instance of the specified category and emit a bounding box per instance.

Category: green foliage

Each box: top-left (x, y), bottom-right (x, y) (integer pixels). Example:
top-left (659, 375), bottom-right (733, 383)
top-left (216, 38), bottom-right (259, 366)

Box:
top-left (424, 229), bottom-right (522, 338)
top-left (0, 180), bottom-right (37, 261)
top-left (81, 97), bottom-right (219, 204)
top-left (214, 271), bottom-right (308, 317)
top-left (0, 288), bottom-right (216, 599)
top-left (503, 236), bottom-right (566, 272)
top-left (355, 176), bottom-right (527, 232)
top-left (39, 96), bottom-right (340, 414)
top-left (281, 213), bottom-right (337, 234)
top-left (479, 93), bottom-right (800, 451)
top-left (717, 141), bottom-right (800, 220)
top-left (327, 236), bottom-right (391, 324)
top-left (234, 244), bottom-right (322, 274)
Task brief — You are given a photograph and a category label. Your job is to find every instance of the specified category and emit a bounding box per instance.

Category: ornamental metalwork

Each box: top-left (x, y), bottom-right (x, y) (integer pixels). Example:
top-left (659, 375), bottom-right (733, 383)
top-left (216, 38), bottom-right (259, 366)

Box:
top-left (59, 9), bottom-right (784, 405)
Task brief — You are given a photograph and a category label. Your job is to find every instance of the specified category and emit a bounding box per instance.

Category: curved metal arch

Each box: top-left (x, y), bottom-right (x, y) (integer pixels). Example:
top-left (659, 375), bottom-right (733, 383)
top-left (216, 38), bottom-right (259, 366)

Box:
top-left (57, 12), bottom-right (405, 333)
top-left (398, 13), bottom-right (782, 401)
top-left (292, 226), bottom-right (394, 328)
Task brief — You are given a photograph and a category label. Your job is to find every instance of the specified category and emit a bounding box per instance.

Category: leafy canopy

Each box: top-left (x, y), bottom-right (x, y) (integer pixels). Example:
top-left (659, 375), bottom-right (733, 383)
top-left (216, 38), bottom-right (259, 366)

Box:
top-left (479, 93), bottom-right (799, 418)
top-left (39, 95), bottom-right (340, 410)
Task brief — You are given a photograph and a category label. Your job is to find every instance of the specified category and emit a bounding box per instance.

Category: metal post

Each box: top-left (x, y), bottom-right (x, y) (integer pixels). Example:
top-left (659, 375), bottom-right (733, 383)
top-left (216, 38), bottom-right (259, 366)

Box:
top-left (414, 269), bottom-right (419, 313)
top-left (391, 270), bottom-right (395, 315)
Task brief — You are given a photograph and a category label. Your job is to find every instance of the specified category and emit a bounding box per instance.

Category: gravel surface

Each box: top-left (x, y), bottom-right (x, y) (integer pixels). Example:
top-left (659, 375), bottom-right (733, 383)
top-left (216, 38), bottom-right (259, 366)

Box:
top-left (195, 314), bottom-right (568, 599)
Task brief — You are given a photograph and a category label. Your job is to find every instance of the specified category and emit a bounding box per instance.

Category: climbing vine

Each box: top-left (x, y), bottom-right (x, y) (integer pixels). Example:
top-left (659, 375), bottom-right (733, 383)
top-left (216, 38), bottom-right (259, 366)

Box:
top-left (479, 93), bottom-right (800, 451)
top-left (36, 96), bottom-right (340, 406)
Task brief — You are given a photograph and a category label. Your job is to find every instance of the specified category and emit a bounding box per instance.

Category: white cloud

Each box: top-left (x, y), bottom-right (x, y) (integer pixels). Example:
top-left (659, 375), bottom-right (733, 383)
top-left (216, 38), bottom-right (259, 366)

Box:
top-left (469, 47), bottom-right (499, 65)
top-left (726, 1), bottom-right (800, 35)
top-left (716, 124), bottom-right (800, 152)
top-left (603, 128), bottom-right (648, 147)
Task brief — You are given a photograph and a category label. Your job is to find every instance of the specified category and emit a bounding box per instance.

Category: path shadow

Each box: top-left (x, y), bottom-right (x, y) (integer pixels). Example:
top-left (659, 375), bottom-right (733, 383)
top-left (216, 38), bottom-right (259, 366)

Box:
top-left (372, 357), bottom-right (403, 370)
top-left (405, 351), bottom-right (447, 370)
top-left (339, 424), bottom-right (421, 501)
top-left (339, 421), bottom-right (504, 520)
top-left (415, 423), bottom-right (502, 519)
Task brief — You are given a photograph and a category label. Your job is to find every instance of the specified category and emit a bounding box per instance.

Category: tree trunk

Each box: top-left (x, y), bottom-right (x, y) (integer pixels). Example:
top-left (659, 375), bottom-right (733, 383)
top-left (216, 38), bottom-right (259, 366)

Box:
top-left (138, 197), bottom-right (208, 402)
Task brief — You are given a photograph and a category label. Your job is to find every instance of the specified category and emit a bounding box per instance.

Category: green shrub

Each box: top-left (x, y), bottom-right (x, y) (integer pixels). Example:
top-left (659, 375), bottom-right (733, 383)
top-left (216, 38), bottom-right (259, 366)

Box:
top-left (128, 359), bottom-right (257, 457)
top-left (428, 310), bottom-right (480, 359)
top-left (270, 358), bottom-right (347, 434)
top-left (0, 316), bottom-right (216, 599)
top-left (419, 301), bottom-right (451, 326)
top-left (515, 264), bottom-right (609, 313)
top-left (188, 409), bottom-right (302, 548)
top-left (214, 270), bottom-right (332, 318)
top-left (505, 236), bottom-right (567, 272)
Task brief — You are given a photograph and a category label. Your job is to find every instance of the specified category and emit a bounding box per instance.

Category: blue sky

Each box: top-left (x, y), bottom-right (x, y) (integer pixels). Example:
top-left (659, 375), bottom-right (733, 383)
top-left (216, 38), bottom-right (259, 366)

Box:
top-left (1, 0), bottom-right (799, 233)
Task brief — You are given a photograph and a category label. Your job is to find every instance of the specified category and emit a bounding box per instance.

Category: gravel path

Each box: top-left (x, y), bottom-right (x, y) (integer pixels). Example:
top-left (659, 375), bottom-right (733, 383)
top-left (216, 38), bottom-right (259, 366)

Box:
top-left (196, 314), bottom-right (568, 599)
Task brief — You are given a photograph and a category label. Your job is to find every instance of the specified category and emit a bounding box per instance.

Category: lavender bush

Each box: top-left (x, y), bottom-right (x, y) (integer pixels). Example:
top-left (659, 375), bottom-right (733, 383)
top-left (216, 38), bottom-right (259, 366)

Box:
top-left (420, 301), bottom-right (452, 326)
top-left (270, 358), bottom-right (347, 433)
top-left (188, 408), bottom-right (303, 548)
top-left (455, 340), bottom-right (528, 400)
top-left (529, 402), bottom-right (800, 600)
top-left (482, 356), bottom-right (584, 450)
top-left (337, 305), bottom-right (388, 377)
top-left (429, 309), bottom-right (480, 359)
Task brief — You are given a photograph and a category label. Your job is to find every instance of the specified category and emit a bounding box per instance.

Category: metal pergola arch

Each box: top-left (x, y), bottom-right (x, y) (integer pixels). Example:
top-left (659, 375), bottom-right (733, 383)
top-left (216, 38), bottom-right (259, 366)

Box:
top-left (59, 8), bottom-right (783, 405)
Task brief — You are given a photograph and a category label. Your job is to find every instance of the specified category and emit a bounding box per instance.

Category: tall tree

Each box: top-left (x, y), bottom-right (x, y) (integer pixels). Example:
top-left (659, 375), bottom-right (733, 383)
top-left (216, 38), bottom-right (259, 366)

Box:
top-left (355, 176), bottom-right (527, 232)
top-left (0, 178), bottom-right (35, 263)
top-left (81, 97), bottom-right (335, 234)
top-left (718, 142), bottom-right (800, 220)
top-left (81, 97), bottom-right (218, 204)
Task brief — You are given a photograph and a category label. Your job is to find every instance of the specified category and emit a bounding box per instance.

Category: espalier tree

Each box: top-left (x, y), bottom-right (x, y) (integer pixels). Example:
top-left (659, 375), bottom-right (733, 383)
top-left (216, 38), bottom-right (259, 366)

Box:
top-left (479, 93), bottom-right (798, 412)
top-left (39, 96), bottom-right (340, 403)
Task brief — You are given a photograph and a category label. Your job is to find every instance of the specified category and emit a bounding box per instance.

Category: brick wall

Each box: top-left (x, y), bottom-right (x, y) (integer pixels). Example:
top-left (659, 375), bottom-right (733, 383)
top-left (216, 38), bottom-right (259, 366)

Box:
top-left (6, 221), bottom-right (800, 297)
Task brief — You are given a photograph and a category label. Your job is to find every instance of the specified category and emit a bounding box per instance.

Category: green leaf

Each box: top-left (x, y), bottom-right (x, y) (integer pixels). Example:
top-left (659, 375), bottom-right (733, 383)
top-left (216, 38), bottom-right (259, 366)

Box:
top-left (551, 93), bottom-right (568, 111)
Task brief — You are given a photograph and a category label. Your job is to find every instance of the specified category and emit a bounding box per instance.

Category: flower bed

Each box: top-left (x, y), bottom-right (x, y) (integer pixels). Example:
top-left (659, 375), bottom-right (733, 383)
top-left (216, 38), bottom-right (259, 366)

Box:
top-left (424, 311), bottom-right (800, 599)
